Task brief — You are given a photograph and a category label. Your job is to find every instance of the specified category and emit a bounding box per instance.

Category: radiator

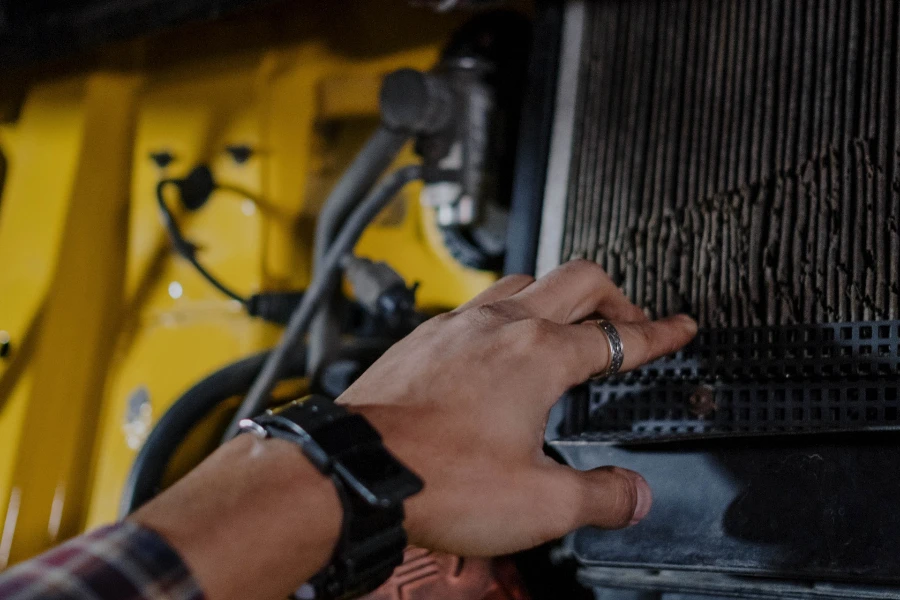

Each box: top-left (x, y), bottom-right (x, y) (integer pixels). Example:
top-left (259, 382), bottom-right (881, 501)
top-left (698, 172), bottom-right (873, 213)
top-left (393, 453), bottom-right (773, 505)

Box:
top-left (539, 0), bottom-right (900, 443)
top-left (535, 1), bottom-right (900, 591)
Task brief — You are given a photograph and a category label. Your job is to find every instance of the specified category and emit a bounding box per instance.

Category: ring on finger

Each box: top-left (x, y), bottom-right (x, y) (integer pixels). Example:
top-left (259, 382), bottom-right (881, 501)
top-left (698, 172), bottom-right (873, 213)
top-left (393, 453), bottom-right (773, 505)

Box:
top-left (590, 319), bottom-right (625, 380)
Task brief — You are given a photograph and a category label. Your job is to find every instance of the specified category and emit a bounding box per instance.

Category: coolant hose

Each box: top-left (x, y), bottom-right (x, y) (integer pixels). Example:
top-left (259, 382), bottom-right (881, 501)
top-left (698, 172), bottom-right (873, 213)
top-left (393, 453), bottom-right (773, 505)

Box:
top-left (120, 350), bottom-right (293, 517)
top-left (121, 339), bottom-right (392, 516)
top-left (307, 127), bottom-right (410, 378)
top-left (222, 165), bottom-right (427, 441)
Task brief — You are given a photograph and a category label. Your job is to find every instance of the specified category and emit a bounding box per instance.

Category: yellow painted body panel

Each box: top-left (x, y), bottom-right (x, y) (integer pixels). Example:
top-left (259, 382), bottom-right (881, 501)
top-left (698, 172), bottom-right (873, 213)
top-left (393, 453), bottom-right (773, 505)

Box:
top-left (0, 83), bottom-right (88, 565)
top-left (0, 1), bottom-right (501, 565)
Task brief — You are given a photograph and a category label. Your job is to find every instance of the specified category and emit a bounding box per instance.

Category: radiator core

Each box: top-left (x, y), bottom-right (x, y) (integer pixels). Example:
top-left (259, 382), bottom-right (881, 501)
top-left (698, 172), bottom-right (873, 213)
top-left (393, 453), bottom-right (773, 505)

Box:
top-left (540, 0), bottom-right (900, 442)
top-left (561, 0), bottom-right (900, 328)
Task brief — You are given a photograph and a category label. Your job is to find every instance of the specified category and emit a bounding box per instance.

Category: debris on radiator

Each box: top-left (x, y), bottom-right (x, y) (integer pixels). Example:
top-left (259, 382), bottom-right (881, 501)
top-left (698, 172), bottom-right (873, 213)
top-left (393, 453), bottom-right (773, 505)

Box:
top-left (554, 0), bottom-right (900, 443)
top-left (563, 0), bottom-right (900, 328)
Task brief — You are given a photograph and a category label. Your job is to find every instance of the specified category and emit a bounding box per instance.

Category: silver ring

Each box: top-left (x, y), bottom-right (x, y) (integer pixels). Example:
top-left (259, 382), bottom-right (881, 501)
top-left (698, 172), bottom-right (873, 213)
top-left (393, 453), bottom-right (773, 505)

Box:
top-left (591, 319), bottom-right (624, 380)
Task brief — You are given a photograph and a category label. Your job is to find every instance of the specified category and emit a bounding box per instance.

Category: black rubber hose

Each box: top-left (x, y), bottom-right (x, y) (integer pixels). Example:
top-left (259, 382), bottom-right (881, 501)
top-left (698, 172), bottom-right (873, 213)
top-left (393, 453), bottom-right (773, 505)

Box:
top-left (312, 128), bottom-right (410, 272)
top-left (119, 350), bottom-right (306, 516)
top-left (121, 340), bottom-right (391, 516)
top-left (307, 127), bottom-right (410, 378)
top-left (120, 350), bottom-right (293, 517)
top-left (222, 165), bottom-right (428, 441)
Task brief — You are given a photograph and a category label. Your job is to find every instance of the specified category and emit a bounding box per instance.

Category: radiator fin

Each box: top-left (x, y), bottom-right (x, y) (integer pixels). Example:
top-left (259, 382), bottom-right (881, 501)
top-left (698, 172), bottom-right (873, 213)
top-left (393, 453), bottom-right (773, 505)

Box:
top-left (564, 0), bottom-right (900, 327)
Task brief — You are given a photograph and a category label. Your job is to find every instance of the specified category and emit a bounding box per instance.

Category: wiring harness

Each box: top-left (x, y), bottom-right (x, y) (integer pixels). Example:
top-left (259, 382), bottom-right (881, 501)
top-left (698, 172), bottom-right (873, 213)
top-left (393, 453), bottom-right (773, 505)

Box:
top-left (128, 67), bottom-right (462, 511)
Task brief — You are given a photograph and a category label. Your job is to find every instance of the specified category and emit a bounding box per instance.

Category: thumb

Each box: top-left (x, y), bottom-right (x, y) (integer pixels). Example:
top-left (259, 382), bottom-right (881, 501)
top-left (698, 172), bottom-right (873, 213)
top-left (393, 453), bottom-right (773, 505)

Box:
top-left (544, 465), bottom-right (652, 534)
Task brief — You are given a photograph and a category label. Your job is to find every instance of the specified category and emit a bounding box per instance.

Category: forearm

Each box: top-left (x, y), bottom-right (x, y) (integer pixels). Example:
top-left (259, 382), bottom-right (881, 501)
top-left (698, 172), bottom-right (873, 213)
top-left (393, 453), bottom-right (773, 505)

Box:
top-left (130, 434), bottom-right (342, 600)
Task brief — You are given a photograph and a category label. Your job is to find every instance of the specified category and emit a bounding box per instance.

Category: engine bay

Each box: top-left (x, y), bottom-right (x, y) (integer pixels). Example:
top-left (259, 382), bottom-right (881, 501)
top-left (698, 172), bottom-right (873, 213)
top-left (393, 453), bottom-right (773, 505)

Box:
top-left (2, 1), bottom-right (900, 599)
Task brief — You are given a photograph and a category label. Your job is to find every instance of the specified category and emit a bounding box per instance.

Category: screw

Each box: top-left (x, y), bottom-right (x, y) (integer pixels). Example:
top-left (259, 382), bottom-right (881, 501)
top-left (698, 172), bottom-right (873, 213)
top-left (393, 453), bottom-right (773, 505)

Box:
top-left (0, 331), bottom-right (11, 359)
top-left (688, 385), bottom-right (716, 418)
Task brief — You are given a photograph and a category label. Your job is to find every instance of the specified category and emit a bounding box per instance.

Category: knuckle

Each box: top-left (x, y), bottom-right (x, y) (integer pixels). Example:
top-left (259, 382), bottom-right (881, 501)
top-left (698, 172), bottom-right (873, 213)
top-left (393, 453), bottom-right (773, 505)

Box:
top-left (468, 301), bottom-right (517, 326)
top-left (640, 327), bottom-right (654, 346)
top-left (635, 326), bottom-right (654, 358)
top-left (566, 258), bottom-right (594, 270)
top-left (501, 273), bottom-right (536, 287)
top-left (518, 317), bottom-right (559, 346)
top-left (426, 312), bottom-right (455, 327)
top-left (565, 258), bottom-right (606, 278)
top-left (605, 469), bottom-right (639, 527)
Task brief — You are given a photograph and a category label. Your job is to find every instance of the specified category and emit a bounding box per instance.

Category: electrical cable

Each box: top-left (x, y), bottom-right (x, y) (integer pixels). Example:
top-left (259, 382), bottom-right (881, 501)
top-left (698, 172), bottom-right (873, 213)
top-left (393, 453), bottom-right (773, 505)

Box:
top-left (156, 180), bottom-right (248, 304)
top-left (222, 164), bottom-right (431, 441)
top-left (307, 127), bottom-right (410, 378)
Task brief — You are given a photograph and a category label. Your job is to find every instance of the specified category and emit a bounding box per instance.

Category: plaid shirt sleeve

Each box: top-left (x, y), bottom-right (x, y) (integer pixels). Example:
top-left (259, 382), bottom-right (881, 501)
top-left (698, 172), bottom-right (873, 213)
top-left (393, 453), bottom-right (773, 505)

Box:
top-left (0, 521), bottom-right (205, 600)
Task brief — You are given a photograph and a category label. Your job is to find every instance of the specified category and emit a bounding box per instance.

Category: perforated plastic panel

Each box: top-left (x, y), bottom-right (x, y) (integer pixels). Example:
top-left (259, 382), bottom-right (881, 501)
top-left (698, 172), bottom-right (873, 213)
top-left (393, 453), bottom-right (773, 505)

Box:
top-left (569, 320), bottom-right (900, 442)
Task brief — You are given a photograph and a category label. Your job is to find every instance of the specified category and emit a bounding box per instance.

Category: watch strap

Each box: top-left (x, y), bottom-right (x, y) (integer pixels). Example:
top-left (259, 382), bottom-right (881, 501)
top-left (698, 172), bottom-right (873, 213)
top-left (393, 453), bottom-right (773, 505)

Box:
top-left (310, 478), bottom-right (408, 599)
top-left (257, 397), bottom-right (422, 507)
top-left (239, 395), bottom-right (422, 600)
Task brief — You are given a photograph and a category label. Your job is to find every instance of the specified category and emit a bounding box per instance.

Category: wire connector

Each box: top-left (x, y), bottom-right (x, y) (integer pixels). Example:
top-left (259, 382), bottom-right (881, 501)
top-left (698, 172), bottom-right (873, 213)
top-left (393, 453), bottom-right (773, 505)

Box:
top-left (341, 255), bottom-right (418, 330)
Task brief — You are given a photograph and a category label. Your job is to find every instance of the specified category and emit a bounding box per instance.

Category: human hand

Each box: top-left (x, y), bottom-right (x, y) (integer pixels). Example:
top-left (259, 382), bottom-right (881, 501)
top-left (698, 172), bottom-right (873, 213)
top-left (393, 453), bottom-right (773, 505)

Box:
top-left (130, 260), bottom-right (697, 600)
top-left (338, 259), bottom-right (697, 557)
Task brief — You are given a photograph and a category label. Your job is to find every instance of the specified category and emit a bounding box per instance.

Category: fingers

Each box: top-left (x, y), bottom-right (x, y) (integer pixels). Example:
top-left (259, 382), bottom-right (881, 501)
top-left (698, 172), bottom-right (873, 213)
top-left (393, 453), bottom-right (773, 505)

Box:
top-left (540, 465), bottom-right (652, 535)
top-left (454, 274), bottom-right (535, 313)
top-left (557, 315), bottom-right (698, 387)
top-left (509, 260), bottom-right (647, 324)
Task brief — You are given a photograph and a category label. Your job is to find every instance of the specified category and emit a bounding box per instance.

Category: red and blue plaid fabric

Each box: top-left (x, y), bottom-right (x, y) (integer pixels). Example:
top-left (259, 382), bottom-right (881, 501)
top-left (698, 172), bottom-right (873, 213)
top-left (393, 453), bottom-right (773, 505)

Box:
top-left (0, 521), bottom-right (204, 600)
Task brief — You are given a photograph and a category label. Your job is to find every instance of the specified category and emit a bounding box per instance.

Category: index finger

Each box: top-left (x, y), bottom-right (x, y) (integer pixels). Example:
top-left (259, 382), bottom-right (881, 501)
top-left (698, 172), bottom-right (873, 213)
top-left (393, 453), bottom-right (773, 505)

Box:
top-left (510, 260), bottom-right (647, 324)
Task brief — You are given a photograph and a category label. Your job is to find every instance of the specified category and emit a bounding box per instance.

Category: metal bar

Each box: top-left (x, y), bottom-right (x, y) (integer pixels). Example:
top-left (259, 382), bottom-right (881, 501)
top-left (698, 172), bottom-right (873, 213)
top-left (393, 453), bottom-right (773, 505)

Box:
top-left (535, 0), bottom-right (586, 278)
top-left (4, 73), bottom-right (142, 565)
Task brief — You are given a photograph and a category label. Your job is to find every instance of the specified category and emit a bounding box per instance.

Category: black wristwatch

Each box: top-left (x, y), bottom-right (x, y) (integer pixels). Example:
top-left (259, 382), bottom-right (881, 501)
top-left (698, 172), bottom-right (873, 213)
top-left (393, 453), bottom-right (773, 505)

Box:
top-left (238, 395), bottom-right (424, 600)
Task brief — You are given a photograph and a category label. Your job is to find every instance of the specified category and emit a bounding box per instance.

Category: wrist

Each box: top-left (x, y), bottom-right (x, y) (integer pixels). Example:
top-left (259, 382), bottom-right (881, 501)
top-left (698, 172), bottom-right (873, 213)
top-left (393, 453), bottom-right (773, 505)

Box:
top-left (249, 395), bottom-right (422, 599)
top-left (131, 433), bottom-right (342, 600)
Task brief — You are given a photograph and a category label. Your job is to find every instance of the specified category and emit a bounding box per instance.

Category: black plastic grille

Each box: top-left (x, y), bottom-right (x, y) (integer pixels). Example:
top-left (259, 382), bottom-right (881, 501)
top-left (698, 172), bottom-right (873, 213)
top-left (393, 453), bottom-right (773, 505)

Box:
top-left (568, 320), bottom-right (900, 442)
top-left (618, 321), bottom-right (900, 381)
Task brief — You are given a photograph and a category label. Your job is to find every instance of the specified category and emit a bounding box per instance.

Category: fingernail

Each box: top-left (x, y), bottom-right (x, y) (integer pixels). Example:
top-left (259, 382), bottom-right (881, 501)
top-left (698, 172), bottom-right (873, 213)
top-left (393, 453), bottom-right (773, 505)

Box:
top-left (629, 475), bottom-right (652, 526)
